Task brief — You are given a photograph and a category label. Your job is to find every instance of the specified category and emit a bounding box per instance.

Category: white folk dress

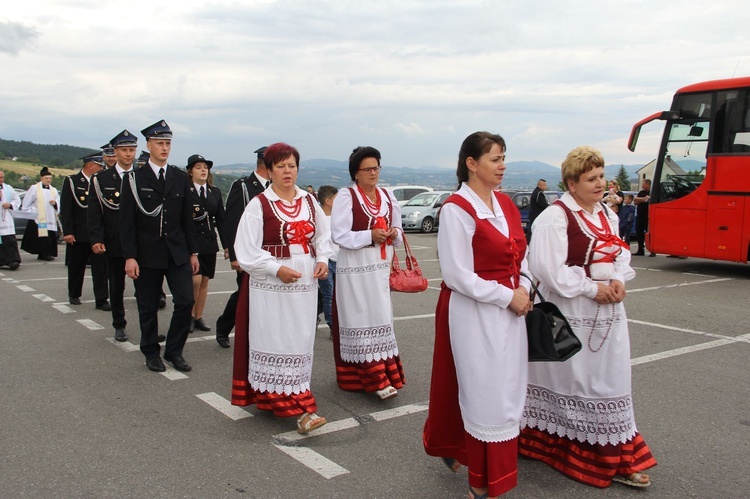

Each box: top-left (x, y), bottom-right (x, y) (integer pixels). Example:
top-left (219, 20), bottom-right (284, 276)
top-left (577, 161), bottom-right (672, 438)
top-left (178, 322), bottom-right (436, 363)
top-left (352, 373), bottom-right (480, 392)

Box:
top-left (439, 185), bottom-right (530, 442)
top-left (0, 184), bottom-right (21, 236)
top-left (522, 192), bottom-right (637, 446)
top-left (234, 187), bottom-right (333, 396)
top-left (330, 186), bottom-right (402, 364)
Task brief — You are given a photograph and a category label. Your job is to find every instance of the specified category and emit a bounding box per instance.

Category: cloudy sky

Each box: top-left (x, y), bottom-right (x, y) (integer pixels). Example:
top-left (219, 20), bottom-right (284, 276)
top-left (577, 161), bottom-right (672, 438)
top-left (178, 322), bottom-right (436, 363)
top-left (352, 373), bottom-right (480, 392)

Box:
top-left (1, 0), bottom-right (747, 170)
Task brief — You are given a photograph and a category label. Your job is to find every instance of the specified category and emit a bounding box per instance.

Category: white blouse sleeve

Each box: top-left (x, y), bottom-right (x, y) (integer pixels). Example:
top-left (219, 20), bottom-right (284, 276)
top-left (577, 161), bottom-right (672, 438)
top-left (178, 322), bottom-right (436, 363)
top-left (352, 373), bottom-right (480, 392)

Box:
top-left (528, 205), bottom-right (599, 299)
top-left (331, 187), bottom-right (372, 250)
top-left (607, 209), bottom-right (636, 283)
top-left (385, 189), bottom-right (403, 248)
top-left (22, 186), bottom-right (36, 211)
top-left (312, 200), bottom-right (334, 264)
top-left (437, 203), bottom-right (514, 308)
top-left (234, 197), bottom-right (282, 277)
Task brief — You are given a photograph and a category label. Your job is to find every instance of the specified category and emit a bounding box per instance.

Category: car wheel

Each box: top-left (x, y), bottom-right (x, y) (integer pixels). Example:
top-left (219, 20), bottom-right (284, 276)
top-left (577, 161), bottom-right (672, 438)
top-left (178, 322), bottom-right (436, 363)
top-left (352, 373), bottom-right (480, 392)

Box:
top-left (420, 217), bottom-right (434, 233)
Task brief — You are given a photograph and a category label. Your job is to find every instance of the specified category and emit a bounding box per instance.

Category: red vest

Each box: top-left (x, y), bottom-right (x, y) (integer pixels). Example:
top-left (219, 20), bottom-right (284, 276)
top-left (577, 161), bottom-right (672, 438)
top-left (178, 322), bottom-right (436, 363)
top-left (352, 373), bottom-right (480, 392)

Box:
top-left (348, 186), bottom-right (393, 233)
top-left (257, 193), bottom-right (317, 258)
top-left (443, 191), bottom-right (526, 288)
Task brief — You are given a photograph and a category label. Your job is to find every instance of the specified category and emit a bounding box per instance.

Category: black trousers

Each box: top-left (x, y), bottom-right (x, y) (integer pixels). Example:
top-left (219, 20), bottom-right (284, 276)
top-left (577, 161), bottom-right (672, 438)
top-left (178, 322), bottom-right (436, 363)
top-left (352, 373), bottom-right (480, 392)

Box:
top-left (66, 242), bottom-right (108, 304)
top-left (635, 217), bottom-right (648, 253)
top-left (108, 256), bottom-right (127, 329)
top-left (0, 234), bottom-right (21, 266)
top-left (134, 257), bottom-right (194, 360)
top-left (216, 271), bottom-right (244, 338)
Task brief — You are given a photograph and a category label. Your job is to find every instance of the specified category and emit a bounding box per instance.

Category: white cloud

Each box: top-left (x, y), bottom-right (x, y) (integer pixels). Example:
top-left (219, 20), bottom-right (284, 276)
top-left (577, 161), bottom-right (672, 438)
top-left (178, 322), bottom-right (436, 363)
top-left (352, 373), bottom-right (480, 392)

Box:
top-left (0, 0), bottom-right (748, 168)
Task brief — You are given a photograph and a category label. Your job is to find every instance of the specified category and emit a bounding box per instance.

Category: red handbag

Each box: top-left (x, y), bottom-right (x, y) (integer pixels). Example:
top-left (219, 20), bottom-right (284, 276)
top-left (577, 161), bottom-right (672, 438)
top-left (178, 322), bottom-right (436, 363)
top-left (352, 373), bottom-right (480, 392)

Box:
top-left (389, 230), bottom-right (428, 293)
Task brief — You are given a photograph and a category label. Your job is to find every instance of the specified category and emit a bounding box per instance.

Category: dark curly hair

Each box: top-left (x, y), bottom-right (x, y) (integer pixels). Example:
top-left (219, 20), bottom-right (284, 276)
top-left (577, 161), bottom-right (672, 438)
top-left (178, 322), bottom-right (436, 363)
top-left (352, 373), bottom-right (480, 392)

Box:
top-left (348, 146), bottom-right (381, 182)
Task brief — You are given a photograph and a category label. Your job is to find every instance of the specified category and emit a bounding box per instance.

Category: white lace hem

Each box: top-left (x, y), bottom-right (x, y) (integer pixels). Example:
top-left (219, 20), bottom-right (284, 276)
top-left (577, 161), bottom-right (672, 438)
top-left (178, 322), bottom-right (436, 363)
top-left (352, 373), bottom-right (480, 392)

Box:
top-left (248, 350), bottom-right (313, 396)
top-left (340, 324), bottom-right (399, 363)
top-left (521, 384), bottom-right (637, 446)
top-left (463, 418), bottom-right (520, 443)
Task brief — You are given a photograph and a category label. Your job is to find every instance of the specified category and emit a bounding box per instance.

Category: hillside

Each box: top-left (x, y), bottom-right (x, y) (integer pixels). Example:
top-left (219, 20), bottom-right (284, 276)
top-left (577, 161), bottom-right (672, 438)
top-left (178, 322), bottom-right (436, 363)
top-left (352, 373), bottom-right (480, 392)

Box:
top-left (0, 138), bottom-right (99, 168)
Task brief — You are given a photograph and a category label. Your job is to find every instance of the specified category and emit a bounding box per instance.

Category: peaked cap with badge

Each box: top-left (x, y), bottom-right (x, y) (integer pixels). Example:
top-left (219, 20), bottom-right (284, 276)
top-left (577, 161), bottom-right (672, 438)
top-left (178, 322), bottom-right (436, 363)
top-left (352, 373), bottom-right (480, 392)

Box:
top-left (141, 120), bottom-right (173, 140)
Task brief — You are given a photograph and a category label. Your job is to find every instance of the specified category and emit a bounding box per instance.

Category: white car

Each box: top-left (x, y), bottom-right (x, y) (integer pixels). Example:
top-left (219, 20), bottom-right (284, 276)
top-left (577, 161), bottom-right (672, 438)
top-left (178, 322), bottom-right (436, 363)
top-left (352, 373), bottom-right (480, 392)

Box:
top-left (384, 185), bottom-right (433, 206)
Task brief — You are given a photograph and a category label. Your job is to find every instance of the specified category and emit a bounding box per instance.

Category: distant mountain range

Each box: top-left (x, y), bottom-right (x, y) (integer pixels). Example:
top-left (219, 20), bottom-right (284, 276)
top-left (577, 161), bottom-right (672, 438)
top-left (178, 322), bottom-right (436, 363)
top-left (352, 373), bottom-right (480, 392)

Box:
top-left (214, 159), bottom-right (653, 190)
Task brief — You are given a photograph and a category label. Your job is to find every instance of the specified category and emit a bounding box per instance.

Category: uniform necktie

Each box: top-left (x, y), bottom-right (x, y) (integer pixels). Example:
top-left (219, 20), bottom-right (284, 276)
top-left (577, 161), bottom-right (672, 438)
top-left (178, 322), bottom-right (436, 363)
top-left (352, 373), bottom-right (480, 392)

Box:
top-left (158, 168), bottom-right (165, 189)
top-left (200, 186), bottom-right (206, 202)
top-left (265, 180), bottom-right (271, 189)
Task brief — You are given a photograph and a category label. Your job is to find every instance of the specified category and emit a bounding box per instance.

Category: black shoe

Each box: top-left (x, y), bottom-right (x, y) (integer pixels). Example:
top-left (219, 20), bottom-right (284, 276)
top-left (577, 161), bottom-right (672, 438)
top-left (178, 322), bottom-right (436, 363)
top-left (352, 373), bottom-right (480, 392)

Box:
top-left (114, 328), bottom-right (128, 342)
top-left (194, 318), bottom-right (211, 331)
top-left (189, 317), bottom-right (195, 333)
top-left (38, 255), bottom-right (55, 261)
top-left (649, 253), bottom-right (657, 257)
top-left (158, 296), bottom-right (167, 309)
top-left (8, 262), bottom-right (19, 270)
top-left (157, 334), bottom-right (166, 342)
top-left (96, 302), bottom-right (112, 311)
top-left (216, 335), bottom-right (230, 349)
top-left (632, 251), bottom-right (645, 256)
top-left (69, 297), bottom-right (82, 305)
top-left (146, 357), bottom-right (166, 372)
top-left (164, 354), bottom-right (192, 372)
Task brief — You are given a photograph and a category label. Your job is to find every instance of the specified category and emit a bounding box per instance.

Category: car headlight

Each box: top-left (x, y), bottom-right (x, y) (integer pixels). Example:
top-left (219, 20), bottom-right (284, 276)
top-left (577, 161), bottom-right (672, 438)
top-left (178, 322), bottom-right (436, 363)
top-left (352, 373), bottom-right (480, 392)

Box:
top-left (407, 211), bottom-right (421, 218)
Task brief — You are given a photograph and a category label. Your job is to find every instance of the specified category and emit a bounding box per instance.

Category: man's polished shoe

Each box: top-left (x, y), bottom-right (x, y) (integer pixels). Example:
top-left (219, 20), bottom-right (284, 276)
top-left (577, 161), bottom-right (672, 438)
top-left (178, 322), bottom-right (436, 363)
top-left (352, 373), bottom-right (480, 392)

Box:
top-left (96, 301), bottom-right (112, 311)
top-left (69, 297), bottom-right (82, 305)
top-left (146, 357), bottom-right (166, 372)
top-left (216, 335), bottom-right (230, 349)
top-left (114, 328), bottom-right (128, 342)
top-left (163, 354), bottom-right (192, 372)
top-left (632, 251), bottom-right (645, 256)
top-left (8, 261), bottom-right (20, 270)
top-left (158, 296), bottom-right (167, 309)
top-left (157, 334), bottom-right (166, 342)
top-left (189, 317), bottom-right (195, 333)
top-left (38, 255), bottom-right (55, 261)
top-left (194, 318), bottom-right (211, 331)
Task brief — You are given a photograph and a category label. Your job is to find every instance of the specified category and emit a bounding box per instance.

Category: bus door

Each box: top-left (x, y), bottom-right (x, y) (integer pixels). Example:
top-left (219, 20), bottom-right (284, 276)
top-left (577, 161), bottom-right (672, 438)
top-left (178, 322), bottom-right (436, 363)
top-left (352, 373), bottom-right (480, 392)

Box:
top-left (704, 190), bottom-right (744, 261)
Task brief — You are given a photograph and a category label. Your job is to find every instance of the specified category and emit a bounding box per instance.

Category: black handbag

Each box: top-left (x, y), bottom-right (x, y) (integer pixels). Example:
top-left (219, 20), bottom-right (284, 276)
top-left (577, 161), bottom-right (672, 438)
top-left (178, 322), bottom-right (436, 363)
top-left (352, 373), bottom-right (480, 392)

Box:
top-left (521, 273), bottom-right (582, 362)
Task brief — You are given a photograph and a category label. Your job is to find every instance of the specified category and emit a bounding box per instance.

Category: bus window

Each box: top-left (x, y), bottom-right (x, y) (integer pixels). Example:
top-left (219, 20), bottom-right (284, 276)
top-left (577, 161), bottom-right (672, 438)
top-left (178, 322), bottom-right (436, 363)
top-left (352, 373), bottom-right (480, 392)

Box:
top-left (659, 122), bottom-right (708, 200)
top-left (713, 89), bottom-right (750, 154)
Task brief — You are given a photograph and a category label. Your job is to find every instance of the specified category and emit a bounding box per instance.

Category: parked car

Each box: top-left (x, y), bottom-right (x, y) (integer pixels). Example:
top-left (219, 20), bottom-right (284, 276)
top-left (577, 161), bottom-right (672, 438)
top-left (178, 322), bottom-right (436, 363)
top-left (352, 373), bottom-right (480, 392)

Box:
top-left (384, 185), bottom-right (433, 206)
top-left (509, 190), bottom-right (564, 234)
top-left (401, 190), bottom-right (452, 233)
top-left (10, 189), bottom-right (34, 237)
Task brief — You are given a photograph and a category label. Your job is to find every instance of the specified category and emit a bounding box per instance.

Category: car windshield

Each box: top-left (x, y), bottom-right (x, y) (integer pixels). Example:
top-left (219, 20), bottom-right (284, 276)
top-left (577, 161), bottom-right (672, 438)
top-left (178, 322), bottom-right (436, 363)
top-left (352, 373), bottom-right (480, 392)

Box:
top-left (405, 193), bottom-right (438, 206)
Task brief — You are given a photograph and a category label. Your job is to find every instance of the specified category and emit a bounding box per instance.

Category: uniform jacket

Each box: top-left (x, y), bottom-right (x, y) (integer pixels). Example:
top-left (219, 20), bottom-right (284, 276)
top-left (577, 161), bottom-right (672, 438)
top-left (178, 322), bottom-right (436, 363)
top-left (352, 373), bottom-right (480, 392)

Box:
top-left (119, 164), bottom-right (198, 268)
top-left (224, 172), bottom-right (268, 261)
top-left (60, 171), bottom-right (93, 243)
top-left (189, 183), bottom-right (227, 255)
top-left (88, 167), bottom-right (126, 258)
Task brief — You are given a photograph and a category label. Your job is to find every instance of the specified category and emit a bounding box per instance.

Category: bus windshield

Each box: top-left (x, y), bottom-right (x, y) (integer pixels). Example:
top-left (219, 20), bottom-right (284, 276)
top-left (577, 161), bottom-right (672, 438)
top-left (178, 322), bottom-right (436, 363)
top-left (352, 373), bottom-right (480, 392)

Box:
top-left (657, 120), bottom-right (708, 201)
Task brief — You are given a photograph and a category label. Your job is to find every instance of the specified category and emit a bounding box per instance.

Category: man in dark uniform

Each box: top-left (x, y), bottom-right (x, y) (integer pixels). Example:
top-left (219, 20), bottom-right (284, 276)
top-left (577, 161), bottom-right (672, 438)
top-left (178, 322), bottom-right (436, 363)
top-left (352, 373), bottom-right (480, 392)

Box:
top-left (633, 178), bottom-right (653, 256)
top-left (214, 146), bottom-right (269, 348)
top-left (120, 120), bottom-right (199, 372)
top-left (60, 154), bottom-right (110, 309)
top-left (101, 144), bottom-right (117, 169)
top-left (89, 130), bottom-right (164, 343)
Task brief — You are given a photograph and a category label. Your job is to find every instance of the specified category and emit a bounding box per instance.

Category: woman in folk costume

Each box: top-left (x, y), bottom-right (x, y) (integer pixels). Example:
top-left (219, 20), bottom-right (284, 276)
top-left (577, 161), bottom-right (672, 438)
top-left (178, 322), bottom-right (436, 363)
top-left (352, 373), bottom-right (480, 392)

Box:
top-left (21, 167), bottom-right (60, 261)
top-left (330, 146), bottom-right (405, 400)
top-left (231, 142), bottom-right (333, 434)
top-left (423, 132), bottom-right (532, 499)
top-left (519, 146), bottom-right (656, 488)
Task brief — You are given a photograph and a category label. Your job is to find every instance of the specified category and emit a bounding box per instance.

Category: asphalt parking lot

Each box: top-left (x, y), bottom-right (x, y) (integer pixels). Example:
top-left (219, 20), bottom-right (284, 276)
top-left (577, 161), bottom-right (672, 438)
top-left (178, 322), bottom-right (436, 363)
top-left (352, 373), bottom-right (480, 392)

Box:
top-left (1, 234), bottom-right (748, 498)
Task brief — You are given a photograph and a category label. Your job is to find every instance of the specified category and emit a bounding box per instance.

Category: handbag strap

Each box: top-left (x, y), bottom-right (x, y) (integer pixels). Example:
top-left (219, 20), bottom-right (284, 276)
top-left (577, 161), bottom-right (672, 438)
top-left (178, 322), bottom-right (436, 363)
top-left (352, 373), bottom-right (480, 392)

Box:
top-left (392, 228), bottom-right (419, 271)
top-left (520, 272), bottom-right (546, 303)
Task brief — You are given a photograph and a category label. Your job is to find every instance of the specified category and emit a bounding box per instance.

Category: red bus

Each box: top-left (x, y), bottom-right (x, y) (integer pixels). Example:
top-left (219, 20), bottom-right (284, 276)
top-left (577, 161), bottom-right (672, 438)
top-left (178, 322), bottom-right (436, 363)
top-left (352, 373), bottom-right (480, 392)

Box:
top-left (628, 76), bottom-right (750, 263)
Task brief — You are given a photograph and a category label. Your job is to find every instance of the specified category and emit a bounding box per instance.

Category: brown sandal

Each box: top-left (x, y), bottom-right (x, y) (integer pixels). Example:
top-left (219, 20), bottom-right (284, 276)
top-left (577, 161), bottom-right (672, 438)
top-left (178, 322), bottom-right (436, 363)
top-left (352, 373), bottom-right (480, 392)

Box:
top-left (612, 472), bottom-right (651, 488)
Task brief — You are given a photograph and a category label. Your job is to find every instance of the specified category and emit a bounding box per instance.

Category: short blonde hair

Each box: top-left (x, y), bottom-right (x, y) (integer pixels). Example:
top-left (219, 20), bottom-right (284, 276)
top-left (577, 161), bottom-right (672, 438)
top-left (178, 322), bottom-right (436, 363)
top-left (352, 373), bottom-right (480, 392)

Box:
top-left (561, 146), bottom-right (605, 186)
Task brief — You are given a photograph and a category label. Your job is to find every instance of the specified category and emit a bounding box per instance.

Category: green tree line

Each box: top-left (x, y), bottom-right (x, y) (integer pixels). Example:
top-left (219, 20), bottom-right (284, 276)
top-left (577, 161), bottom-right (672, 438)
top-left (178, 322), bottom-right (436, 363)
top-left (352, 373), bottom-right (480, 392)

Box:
top-left (0, 138), bottom-right (99, 169)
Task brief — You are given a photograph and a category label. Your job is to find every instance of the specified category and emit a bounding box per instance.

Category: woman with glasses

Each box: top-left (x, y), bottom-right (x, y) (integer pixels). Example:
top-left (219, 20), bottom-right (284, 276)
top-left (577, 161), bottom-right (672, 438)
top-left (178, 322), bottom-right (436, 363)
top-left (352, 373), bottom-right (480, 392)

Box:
top-left (232, 142), bottom-right (334, 434)
top-left (330, 146), bottom-right (405, 401)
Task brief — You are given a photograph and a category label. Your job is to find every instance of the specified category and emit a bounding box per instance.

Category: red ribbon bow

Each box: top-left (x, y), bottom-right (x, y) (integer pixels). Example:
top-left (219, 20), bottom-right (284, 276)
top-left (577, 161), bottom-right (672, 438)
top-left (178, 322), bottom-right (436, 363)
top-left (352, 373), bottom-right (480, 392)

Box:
top-left (286, 220), bottom-right (314, 254)
top-left (372, 216), bottom-right (392, 260)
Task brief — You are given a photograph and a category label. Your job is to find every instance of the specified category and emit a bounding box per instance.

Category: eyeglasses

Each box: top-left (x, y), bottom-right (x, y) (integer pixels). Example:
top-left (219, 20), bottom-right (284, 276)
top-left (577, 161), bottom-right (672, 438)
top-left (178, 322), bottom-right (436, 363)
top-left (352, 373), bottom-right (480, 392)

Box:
top-left (359, 166), bottom-right (382, 173)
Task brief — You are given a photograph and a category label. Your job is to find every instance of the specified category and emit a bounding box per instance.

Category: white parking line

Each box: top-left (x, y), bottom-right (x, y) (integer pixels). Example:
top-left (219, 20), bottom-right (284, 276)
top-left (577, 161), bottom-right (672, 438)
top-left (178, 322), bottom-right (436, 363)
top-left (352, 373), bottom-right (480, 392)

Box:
top-left (161, 368), bottom-right (189, 380)
top-left (105, 338), bottom-right (141, 352)
top-left (628, 277), bottom-right (731, 293)
top-left (77, 319), bottom-right (105, 330)
top-left (52, 304), bottom-right (75, 313)
top-left (273, 445), bottom-right (350, 479)
top-left (17, 285), bottom-right (36, 292)
top-left (32, 293), bottom-right (55, 302)
top-left (196, 392), bottom-right (253, 420)
top-left (631, 338), bottom-right (738, 365)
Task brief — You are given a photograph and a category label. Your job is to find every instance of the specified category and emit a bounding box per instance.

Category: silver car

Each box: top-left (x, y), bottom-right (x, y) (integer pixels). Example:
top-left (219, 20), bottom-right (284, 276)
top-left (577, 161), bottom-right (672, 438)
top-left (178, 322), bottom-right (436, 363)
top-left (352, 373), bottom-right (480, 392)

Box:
top-left (400, 191), bottom-right (452, 233)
